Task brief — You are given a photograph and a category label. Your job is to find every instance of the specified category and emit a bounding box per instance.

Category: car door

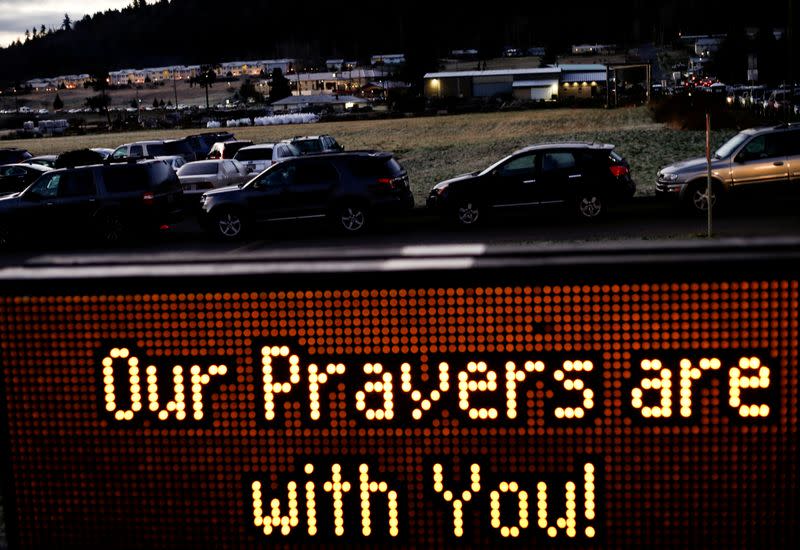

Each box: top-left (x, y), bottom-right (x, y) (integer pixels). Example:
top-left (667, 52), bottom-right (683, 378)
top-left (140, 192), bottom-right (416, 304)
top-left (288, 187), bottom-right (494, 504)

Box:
top-left (730, 133), bottom-right (789, 196)
top-left (0, 166), bottom-right (28, 194)
top-left (485, 152), bottom-right (540, 210)
top-left (50, 169), bottom-right (100, 236)
top-left (247, 161), bottom-right (298, 221)
top-left (285, 159), bottom-right (339, 217)
top-left (782, 130), bottom-right (800, 191)
top-left (539, 150), bottom-right (580, 203)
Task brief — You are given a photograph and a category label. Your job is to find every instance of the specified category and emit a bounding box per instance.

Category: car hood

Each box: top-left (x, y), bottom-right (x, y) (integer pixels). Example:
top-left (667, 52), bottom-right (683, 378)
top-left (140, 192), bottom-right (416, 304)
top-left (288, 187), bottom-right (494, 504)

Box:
top-left (0, 192), bottom-right (22, 207)
top-left (432, 171), bottom-right (481, 191)
top-left (203, 184), bottom-right (243, 197)
top-left (660, 157), bottom-right (727, 175)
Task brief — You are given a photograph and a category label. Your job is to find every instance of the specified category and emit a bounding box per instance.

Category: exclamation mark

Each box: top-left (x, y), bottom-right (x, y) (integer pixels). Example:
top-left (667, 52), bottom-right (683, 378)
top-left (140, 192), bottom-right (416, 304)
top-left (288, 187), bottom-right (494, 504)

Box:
top-left (584, 462), bottom-right (596, 538)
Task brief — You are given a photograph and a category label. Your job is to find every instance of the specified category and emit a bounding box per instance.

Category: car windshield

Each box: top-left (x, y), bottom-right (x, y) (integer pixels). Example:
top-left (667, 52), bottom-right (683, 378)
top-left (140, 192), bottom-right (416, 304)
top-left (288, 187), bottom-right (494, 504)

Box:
top-left (235, 148), bottom-right (272, 161)
top-left (178, 162), bottom-right (218, 176)
top-left (714, 132), bottom-right (751, 159)
top-left (480, 153), bottom-right (518, 176)
top-left (293, 140), bottom-right (322, 153)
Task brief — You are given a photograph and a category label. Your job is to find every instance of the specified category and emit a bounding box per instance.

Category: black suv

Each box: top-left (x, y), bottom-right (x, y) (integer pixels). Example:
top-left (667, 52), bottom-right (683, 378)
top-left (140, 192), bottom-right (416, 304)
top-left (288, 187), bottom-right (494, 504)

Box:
top-left (427, 143), bottom-right (634, 225)
top-left (0, 148), bottom-right (33, 165)
top-left (199, 152), bottom-right (412, 239)
top-left (0, 159), bottom-right (183, 246)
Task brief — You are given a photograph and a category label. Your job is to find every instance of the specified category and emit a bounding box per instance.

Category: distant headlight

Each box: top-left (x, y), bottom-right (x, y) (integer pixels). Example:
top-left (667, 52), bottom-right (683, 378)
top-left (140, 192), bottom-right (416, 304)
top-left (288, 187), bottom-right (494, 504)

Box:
top-left (659, 172), bottom-right (679, 182)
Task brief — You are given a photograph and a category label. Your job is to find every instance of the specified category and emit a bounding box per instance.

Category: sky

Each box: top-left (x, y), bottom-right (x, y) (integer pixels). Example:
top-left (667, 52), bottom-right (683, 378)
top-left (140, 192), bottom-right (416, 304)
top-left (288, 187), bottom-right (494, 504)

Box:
top-left (0, 0), bottom-right (130, 47)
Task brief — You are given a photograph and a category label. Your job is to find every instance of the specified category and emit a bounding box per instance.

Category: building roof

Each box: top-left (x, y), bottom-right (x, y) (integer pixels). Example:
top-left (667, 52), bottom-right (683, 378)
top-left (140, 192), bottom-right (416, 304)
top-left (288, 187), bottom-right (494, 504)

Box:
top-left (272, 94), bottom-right (367, 106)
top-left (424, 67), bottom-right (561, 79)
top-left (512, 79), bottom-right (560, 88)
top-left (560, 72), bottom-right (607, 83)
top-left (550, 64), bottom-right (607, 72)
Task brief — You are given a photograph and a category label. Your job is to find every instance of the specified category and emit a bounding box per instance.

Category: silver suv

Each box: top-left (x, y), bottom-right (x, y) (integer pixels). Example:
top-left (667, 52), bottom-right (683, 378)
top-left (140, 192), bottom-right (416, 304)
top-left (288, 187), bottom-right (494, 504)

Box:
top-left (656, 123), bottom-right (800, 212)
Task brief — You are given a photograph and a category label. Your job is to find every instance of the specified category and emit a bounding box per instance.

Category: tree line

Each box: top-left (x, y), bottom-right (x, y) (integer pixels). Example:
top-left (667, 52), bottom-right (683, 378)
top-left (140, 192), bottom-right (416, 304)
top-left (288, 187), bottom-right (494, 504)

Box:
top-left (0, 0), bottom-right (795, 87)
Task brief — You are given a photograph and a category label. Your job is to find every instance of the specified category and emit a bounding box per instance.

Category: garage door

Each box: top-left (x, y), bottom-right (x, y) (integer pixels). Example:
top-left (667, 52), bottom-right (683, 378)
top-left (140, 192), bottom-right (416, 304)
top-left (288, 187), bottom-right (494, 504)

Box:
top-left (472, 82), bottom-right (512, 97)
top-left (529, 87), bottom-right (552, 101)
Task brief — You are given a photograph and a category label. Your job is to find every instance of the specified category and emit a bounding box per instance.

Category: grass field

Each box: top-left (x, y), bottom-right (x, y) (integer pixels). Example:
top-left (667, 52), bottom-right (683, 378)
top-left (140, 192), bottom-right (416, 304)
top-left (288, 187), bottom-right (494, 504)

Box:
top-left (1, 106), bottom-right (735, 202)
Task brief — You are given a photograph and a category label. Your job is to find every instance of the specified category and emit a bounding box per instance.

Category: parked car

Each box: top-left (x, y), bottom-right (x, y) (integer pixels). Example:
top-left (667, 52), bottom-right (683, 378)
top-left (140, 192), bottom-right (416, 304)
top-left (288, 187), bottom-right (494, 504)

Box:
top-left (0, 159), bottom-right (183, 246)
top-left (91, 148), bottom-right (115, 159)
top-left (207, 140), bottom-right (254, 160)
top-left (177, 159), bottom-right (249, 202)
top-left (281, 135), bottom-right (344, 155)
top-left (233, 143), bottom-right (300, 174)
top-left (22, 155), bottom-right (58, 168)
top-left (0, 163), bottom-right (52, 195)
top-left (427, 142), bottom-right (634, 225)
top-left (111, 141), bottom-right (169, 160)
top-left (164, 138), bottom-right (199, 162)
top-left (0, 148), bottom-right (33, 165)
top-left (54, 149), bottom-right (105, 168)
top-left (185, 132), bottom-right (236, 159)
top-left (199, 151), bottom-right (413, 240)
top-left (656, 123), bottom-right (800, 213)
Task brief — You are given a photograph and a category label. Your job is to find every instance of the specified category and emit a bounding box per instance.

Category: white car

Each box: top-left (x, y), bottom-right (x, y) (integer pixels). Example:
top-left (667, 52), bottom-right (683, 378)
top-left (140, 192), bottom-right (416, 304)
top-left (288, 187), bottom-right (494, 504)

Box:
top-left (177, 159), bottom-right (249, 201)
top-left (111, 140), bottom-right (168, 159)
top-left (233, 143), bottom-right (300, 174)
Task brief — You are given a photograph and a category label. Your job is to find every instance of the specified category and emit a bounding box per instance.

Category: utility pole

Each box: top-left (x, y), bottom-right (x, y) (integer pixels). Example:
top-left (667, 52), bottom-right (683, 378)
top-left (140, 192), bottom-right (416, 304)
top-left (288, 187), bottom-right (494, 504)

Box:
top-left (173, 69), bottom-right (179, 112)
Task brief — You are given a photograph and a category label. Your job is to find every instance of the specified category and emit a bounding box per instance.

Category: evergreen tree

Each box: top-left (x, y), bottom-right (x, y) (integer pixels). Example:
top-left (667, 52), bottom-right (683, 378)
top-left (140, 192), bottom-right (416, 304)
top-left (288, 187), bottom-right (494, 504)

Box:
top-left (268, 68), bottom-right (291, 103)
top-left (153, 97), bottom-right (159, 108)
top-left (40, 25), bottom-right (47, 37)
top-left (24, 29), bottom-right (29, 42)
top-left (62, 14), bottom-right (72, 31)
top-left (53, 94), bottom-right (64, 111)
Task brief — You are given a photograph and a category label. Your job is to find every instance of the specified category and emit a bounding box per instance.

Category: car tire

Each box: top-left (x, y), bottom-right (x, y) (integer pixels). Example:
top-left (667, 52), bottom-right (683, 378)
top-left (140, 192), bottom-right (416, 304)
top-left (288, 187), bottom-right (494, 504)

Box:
top-left (576, 191), bottom-right (605, 220)
top-left (334, 203), bottom-right (368, 234)
top-left (687, 181), bottom-right (719, 214)
top-left (453, 199), bottom-right (482, 227)
top-left (212, 208), bottom-right (247, 240)
top-left (98, 212), bottom-right (127, 243)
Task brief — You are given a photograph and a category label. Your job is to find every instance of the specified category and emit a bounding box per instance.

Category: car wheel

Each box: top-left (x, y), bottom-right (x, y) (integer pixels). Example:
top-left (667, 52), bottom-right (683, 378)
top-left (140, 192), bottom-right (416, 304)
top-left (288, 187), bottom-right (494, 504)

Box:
top-left (336, 203), bottom-right (368, 233)
top-left (576, 192), bottom-right (604, 219)
top-left (99, 212), bottom-right (126, 243)
top-left (213, 208), bottom-right (247, 240)
top-left (454, 199), bottom-right (482, 226)
top-left (688, 182), bottom-right (718, 214)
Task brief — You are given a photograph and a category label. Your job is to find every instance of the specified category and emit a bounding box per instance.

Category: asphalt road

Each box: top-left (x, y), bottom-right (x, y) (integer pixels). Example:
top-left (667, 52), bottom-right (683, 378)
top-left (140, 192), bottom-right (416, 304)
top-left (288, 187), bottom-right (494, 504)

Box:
top-left (1, 197), bottom-right (799, 271)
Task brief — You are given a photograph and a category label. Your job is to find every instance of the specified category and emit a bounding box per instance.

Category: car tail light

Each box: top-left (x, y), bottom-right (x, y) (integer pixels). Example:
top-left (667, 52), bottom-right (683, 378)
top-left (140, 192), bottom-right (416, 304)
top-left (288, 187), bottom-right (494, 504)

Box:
top-left (143, 191), bottom-right (155, 205)
top-left (377, 177), bottom-right (393, 185)
top-left (609, 165), bottom-right (629, 177)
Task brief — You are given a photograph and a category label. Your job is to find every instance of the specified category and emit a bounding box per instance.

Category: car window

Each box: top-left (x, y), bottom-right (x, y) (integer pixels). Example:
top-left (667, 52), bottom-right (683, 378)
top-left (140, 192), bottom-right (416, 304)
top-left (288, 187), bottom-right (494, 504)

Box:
top-left (253, 163), bottom-right (295, 187)
top-left (103, 166), bottom-right (149, 192)
top-left (295, 161), bottom-right (339, 185)
top-left (27, 173), bottom-right (61, 198)
top-left (179, 162), bottom-right (219, 176)
top-left (147, 144), bottom-right (167, 156)
top-left (741, 134), bottom-right (783, 159)
top-left (235, 148), bottom-right (272, 161)
top-left (130, 145), bottom-right (144, 158)
top-left (498, 154), bottom-right (536, 177)
top-left (293, 139), bottom-right (322, 154)
top-left (541, 152), bottom-right (577, 173)
top-left (112, 147), bottom-right (127, 159)
top-left (780, 131), bottom-right (800, 156)
top-left (58, 171), bottom-right (96, 197)
top-left (3, 166), bottom-right (25, 177)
